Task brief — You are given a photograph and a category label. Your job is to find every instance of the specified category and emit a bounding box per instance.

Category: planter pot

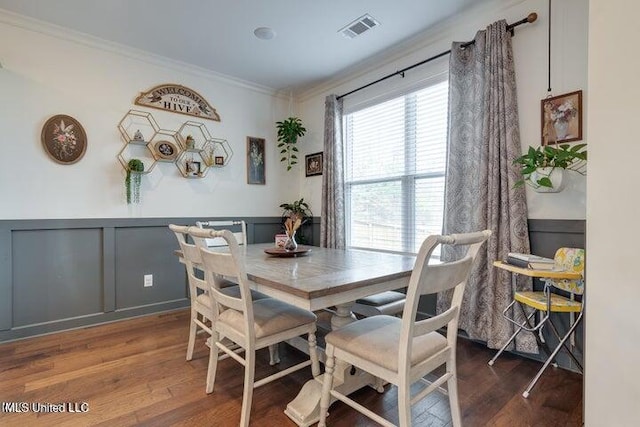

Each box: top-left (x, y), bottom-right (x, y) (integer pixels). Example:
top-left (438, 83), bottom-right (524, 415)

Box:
top-left (531, 167), bottom-right (565, 193)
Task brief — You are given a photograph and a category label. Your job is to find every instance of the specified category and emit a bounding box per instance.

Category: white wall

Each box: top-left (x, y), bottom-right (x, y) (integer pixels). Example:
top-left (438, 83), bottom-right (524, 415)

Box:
top-left (298, 0), bottom-right (588, 220)
top-left (0, 11), bottom-right (299, 220)
top-left (585, 1), bottom-right (640, 425)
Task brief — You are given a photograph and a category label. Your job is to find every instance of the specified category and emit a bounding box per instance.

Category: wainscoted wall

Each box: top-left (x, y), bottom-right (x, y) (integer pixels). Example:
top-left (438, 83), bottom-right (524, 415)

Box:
top-left (0, 217), bottom-right (320, 342)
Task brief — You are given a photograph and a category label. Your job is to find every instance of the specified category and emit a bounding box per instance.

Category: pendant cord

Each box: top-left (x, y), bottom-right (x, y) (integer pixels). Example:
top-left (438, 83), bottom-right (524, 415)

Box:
top-left (547, 0), bottom-right (552, 93)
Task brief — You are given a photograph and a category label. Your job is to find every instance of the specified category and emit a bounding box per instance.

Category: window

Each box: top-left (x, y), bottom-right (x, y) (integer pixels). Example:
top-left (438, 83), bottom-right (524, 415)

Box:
top-left (345, 80), bottom-right (448, 254)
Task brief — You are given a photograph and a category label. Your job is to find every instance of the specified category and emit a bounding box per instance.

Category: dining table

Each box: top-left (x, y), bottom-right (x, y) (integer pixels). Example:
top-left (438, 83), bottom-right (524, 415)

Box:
top-left (177, 243), bottom-right (416, 426)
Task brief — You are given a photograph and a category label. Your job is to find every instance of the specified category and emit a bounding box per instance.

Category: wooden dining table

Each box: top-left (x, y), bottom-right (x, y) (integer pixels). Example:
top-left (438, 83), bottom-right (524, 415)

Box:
top-left (177, 243), bottom-right (416, 426)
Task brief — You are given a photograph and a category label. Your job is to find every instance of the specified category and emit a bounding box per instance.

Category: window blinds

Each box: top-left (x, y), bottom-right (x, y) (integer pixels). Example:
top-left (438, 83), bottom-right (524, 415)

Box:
top-left (345, 80), bottom-right (448, 253)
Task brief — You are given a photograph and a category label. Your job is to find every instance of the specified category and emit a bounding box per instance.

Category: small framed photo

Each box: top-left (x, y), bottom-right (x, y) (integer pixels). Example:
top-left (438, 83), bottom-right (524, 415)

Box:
top-left (305, 152), bottom-right (323, 177)
top-left (153, 140), bottom-right (179, 161)
top-left (247, 137), bottom-right (265, 185)
top-left (186, 159), bottom-right (201, 177)
top-left (214, 156), bottom-right (224, 166)
top-left (275, 234), bottom-right (288, 248)
top-left (541, 90), bottom-right (583, 145)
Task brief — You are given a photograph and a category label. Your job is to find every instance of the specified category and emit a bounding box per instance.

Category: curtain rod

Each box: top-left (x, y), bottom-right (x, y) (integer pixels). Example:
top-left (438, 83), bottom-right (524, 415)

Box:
top-left (337, 12), bottom-right (538, 100)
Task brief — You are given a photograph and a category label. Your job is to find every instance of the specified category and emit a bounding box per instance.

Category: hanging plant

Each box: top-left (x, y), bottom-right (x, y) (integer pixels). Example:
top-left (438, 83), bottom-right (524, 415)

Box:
top-left (276, 117), bottom-right (306, 171)
top-left (514, 143), bottom-right (587, 190)
top-left (125, 158), bottom-right (144, 204)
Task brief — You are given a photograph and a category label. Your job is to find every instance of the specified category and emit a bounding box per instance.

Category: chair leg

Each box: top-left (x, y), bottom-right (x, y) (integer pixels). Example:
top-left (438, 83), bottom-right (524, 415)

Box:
top-left (240, 349), bottom-right (256, 427)
top-left (186, 309), bottom-right (198, 361)
top-left (488, 305), bottom-right (536, 366)
top-left (447, 359), bottom-right (462, 427)
top-left (397, 376), bottom-right (412, 427)
top-left (205, 331), bottom-right (220, 394)
top-left (308, 331), bottom-right (321, 378)
top-left (268, 344), bottom-right (280, 365)
top-left (548, 317), bottom-right (583, 372)
top-left (318, 346), bottom-right (336, 427)
top-left (522, 311), bottom-right (583, 398)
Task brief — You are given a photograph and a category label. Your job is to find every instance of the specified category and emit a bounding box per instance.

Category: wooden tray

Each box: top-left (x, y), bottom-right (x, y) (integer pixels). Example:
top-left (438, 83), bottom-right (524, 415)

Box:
top-left (264, 247), bottom-right (312, 257)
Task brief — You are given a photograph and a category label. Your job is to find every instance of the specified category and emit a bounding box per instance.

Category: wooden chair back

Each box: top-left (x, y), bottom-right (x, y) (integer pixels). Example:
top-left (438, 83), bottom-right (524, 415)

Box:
top-left (195, 220), bottom-right (247, 247)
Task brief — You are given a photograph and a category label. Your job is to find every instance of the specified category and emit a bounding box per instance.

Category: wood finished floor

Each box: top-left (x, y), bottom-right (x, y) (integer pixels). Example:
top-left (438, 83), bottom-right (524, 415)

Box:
top-left (0, 310), bottom-right (582, 426)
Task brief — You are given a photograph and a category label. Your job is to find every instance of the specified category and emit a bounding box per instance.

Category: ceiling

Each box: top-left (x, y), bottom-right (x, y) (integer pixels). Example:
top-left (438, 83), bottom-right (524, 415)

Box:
top-left (0, 0), bottom-right (481, 93)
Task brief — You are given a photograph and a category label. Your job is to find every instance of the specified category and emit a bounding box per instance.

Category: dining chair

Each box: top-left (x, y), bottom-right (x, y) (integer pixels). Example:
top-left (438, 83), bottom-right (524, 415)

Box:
top-left (318, 230), bottom-right (491, 427)
top-left (195, 220), bottom-right (281, 365)
top-left (488, 247), bottom-right (585, 398)
top-left (188, 226), bottom-right (321, 427)
top-left (351, 290), bottom-right (406, 318)
top-left (169, 224), bottom-right (269, 363)
top-left (196, 220), bottom-right (247, 246)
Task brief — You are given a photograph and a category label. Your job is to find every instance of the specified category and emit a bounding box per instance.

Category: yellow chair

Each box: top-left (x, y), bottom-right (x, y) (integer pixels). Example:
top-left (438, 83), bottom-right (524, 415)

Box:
top-left (489, 247), bottom-right (585, 398)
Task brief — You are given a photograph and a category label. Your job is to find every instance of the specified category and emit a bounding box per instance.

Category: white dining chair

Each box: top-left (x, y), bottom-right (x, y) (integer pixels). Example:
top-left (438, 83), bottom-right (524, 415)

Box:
top-left (169, 224), bottom-right (269, 364)
top-left (189, 226), bottom-right (321, 427)
top-left (195, 220), bottom-right (280, 365)
top-left (318, 230), bottom-right (491, 427)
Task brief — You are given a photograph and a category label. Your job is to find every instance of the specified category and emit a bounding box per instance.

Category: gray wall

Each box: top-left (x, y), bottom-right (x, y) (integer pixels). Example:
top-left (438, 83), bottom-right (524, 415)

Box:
top-left (0, 216), bottom-right (320, 342)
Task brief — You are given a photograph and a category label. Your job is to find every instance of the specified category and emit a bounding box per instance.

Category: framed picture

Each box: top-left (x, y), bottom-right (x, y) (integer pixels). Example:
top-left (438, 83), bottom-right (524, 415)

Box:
top-left (153, 140), bottom-right (179, 161)
top-left (186, 159), bottom-right (201, 177)
top-left (541, 90), bottom-right (583, 145)
top-left (214, 156), bottom-right (224, 166)
top-left (305, 152), bottom-right (323, 177)
top-left (247, 137), bottom-right (265, 185)
top-left (41, 114), bottom-right (87, 164)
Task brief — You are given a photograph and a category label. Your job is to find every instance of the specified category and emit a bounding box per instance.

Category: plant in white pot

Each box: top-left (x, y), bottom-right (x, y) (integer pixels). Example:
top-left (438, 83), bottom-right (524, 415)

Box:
top-left (514, 143), bottom-right (587, 192)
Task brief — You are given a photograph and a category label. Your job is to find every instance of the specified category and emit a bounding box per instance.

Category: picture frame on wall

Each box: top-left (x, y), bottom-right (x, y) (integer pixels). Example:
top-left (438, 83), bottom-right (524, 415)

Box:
top-left (541, 90), bottom-right (583, 145)
top-left (305, 152), bottom-right (323, 177)
top-left (247, 137), bottom-right (265, 185)
top-left (41, 114), bottom-right (88, 164)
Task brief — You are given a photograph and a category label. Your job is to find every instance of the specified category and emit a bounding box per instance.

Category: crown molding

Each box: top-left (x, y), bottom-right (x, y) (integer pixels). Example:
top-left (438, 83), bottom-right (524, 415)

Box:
top-left (0, 8), bottom-right (290, 100)
top-left (296, 0), bottom-right (530, 102)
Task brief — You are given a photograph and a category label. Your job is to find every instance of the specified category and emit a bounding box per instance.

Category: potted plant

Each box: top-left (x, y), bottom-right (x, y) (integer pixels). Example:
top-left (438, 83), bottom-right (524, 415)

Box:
top-left (279, 198), bottom-right (313, 244)
top-left (514, 143), bottom-right (587, 192)
top-left (125, 158), bottom-right (144, 204)
top-left (276, 117), bottom-right (306, 171)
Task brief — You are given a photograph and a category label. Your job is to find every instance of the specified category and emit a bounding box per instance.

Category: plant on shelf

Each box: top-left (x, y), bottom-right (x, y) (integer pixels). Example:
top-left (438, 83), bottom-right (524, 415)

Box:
top-left (279, 198), bottom-right (313, 244)
top-left (276, 117), bottom-right (306, 171)
top-left (125, 158), bottom-right (145, 204)
top-left (514, 143), bottom-right (587, 191)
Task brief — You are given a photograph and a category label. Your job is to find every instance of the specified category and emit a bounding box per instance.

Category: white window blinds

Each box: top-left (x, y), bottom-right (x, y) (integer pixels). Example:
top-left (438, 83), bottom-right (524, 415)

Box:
top-left (345, 80), bottom-right (448, 254)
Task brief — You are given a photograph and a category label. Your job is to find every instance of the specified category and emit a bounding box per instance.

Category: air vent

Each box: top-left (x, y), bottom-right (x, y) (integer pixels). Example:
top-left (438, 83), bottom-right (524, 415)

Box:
top-left (339, 14), bottom-right (380, 39)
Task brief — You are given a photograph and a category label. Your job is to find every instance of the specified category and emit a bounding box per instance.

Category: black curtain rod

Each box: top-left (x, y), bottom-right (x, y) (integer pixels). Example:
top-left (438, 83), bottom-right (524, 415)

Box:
top-left (336, 12), bottom-right (538, 100)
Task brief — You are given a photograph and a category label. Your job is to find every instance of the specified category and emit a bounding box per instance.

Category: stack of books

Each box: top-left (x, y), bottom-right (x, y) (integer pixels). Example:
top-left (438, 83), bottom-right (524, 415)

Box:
top-left (505, 253), bottom-right (556, 270)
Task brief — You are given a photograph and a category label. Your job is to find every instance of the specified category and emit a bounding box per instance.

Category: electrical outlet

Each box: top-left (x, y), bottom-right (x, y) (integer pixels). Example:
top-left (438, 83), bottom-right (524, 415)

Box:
top-left (144, 274), bottom-right (153, 287)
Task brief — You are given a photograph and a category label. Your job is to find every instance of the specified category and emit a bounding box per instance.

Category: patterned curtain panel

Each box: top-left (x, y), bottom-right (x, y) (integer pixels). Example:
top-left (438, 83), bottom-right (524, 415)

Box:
top-left (438, 20), bottom-right (536, 352)
top-left (320, 95), bottom-right (346, 249)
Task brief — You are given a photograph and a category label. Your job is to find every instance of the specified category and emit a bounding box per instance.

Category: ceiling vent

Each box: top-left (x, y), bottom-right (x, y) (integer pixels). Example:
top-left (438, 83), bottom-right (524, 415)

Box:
top-left (339, 14), bottom-right (379, 39)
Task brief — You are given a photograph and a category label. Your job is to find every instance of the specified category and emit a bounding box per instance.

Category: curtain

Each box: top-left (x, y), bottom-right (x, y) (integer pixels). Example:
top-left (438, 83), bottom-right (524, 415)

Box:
top-left (320, 95), bottom-right (346, 249)
top-left (438, 20), bottom-right (536, 352)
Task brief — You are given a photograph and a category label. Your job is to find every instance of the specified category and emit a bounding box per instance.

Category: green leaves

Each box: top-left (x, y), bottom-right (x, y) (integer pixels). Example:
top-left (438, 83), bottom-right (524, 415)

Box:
top-left (513, 143), bottom-right (587, 189)
top-left (276, 117), bottom-right (307, 171)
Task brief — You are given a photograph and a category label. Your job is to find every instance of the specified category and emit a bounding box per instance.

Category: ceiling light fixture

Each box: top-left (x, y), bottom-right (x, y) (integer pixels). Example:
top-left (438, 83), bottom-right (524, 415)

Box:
top-left (254, 27), bottom-right (276, 40)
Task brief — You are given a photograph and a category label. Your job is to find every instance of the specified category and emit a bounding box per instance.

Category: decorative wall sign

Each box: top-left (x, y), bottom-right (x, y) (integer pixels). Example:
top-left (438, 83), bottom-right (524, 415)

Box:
top-left (135, 84), bottom-right (221, 121)
top-left (541, 90), bottom-right (583, 145)
top-left (41, 114), bottom-right (87, 164)
top-left (247, 137), bottom-right (265, 185)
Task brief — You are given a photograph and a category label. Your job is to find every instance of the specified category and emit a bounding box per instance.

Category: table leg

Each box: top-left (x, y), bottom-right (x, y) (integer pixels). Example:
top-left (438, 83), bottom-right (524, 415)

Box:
top-left (284, 301), bottom-right (379, 426)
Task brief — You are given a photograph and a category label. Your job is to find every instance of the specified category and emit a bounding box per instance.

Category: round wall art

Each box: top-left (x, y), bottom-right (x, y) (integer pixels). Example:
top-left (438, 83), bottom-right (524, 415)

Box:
top-left (41, 114), bottom-right (87, 164)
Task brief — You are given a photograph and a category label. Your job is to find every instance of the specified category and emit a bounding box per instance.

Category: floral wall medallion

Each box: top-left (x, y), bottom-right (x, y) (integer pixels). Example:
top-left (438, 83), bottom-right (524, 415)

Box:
top-left (41, 114), bottom-right (87, 164)
top-left (541, 90), bottom-right (583, 145)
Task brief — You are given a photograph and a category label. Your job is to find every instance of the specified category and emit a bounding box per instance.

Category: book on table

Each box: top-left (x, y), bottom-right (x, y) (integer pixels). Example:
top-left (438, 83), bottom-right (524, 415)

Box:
top-left (505, 253), bottom-right (556, 270)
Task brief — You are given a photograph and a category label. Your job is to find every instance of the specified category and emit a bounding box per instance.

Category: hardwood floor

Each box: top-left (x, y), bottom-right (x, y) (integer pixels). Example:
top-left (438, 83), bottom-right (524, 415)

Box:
top-left (0, 310), bottom-right (582, 426)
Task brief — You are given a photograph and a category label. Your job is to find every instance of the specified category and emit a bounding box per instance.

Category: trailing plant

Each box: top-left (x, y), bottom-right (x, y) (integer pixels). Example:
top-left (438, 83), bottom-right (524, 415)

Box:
top-left (514, 143), bottom-right (587, 189)
top-left (276, 117), bottom-right (306, 171)
top-left (125, 158), bottom-right (144, 204)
